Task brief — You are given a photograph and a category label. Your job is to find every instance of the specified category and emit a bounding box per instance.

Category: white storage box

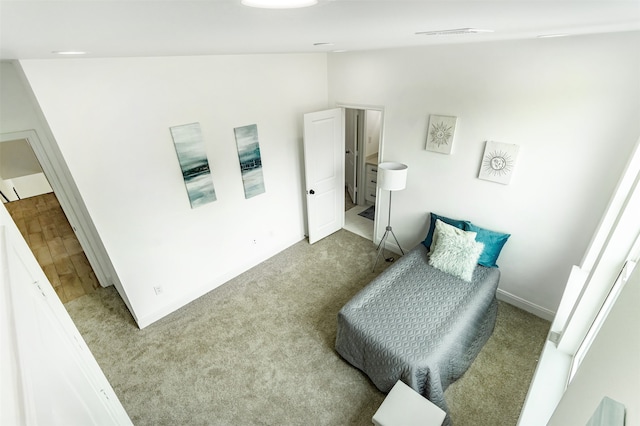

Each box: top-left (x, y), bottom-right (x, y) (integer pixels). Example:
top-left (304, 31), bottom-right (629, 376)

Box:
top-left (372, 380), bottom-right (446, 426)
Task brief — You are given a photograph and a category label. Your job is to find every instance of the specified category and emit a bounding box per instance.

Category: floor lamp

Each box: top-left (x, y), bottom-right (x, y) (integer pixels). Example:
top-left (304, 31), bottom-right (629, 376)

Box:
top-left (373, 162), bottom-right (408, 271)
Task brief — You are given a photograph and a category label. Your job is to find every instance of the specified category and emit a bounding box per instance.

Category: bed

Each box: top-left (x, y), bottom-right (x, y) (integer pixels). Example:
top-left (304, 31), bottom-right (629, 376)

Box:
top-left (335, 213), bottom-right (509, 424)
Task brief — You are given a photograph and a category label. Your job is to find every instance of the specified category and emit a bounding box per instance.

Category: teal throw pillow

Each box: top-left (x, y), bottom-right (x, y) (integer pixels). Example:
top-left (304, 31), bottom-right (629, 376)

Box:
top-left (465, 222), bottom-right (510, 268)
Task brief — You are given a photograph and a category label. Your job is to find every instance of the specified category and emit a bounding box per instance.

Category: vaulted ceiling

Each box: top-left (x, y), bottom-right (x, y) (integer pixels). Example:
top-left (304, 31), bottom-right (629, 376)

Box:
top-left (1, 0), bottom-right (639, 60)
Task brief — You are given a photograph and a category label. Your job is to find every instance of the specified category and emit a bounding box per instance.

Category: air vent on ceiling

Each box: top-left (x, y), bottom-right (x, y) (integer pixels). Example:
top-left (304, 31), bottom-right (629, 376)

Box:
top-left (416, 28), bottom-right (494, 36)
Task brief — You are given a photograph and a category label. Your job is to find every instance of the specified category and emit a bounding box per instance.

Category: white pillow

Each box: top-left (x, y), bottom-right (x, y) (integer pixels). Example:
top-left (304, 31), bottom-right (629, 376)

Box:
top-left (429, 219), bottom-right (484, 282)
top-left (430, 218), bottom-right (473, 251)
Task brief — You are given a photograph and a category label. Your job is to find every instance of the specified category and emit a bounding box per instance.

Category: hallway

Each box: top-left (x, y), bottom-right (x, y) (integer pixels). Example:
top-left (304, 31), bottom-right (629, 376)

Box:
top-left (5, 192), bottom-right (100, 303)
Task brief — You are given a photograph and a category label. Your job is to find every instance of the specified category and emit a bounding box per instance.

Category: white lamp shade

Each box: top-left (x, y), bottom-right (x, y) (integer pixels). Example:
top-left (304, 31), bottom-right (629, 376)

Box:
top-left (378, 162), bottom-right (408, 191)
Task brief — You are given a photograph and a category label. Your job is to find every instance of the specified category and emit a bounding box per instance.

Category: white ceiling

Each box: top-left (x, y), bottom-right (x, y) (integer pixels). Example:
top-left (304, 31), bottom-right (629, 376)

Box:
top-left (1, 0), bottom-right (639, 60)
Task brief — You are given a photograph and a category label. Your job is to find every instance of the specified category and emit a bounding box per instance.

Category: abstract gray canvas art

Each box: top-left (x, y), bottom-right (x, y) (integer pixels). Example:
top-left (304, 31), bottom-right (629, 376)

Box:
top-left (234, 124), bottom-right (265, 199)
top-left (170, 123), bottom-right (217, 208)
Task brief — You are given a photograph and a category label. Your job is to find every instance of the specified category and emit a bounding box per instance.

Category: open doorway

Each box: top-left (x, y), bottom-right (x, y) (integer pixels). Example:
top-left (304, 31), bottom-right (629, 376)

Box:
top-left (0, 138), bottom-right (52, 202)
top-left (343, 107), bottom-right (383, 241)
top-left (1, 134), bottom-right (100, 304)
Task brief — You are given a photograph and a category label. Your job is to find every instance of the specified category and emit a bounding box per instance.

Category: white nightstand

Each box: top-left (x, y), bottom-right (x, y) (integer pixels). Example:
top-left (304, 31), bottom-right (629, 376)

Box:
top-left (372, 380), bottom-right (446, 426)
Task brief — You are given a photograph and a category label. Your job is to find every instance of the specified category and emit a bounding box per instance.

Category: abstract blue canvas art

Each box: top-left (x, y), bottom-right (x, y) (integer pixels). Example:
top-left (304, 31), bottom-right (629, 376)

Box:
top-left (234, 124), bottom-right (266, 199)
top-left (170, 122), bottom-right (217, 208)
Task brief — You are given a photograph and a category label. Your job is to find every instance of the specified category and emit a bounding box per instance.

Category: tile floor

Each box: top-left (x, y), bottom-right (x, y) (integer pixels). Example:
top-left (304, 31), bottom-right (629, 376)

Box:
top-left (5, 192), bottom-right (100, 303)
top-left (344, 188), bottom-right (375, 241)
top-left (5, 189), bottom-right (367, 304)
top-left (344, 205), bottom-right (375, 241)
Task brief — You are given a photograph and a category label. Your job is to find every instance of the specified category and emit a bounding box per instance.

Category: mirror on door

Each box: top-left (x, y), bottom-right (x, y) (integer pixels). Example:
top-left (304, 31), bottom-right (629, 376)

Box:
top-left (343, 108), bottom-right (382, 242)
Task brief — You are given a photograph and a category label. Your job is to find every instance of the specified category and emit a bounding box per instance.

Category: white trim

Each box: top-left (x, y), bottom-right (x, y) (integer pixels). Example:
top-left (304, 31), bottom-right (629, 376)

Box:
top-left (518, 136), bottom-right (640, 426)
top-left (335, 101), bottom-right (386, 112)
top-left (549, 265), bottom-right (588, 333)
top-left (335, 102), bottom-right (386, 247)
top-left (517, 341), bottom-right (572, 426)
top-left (557, 164), bottom-right (640, 354)
top-left (375, 236), bottom-right (403, 258)
top-left (558, 135), bottom-right (640, 353)
top-left (0, 130), bottom-right (113, 288)
top-left (496, 288), bottom-right (555, 321)
top-left (136, 234), bottom-right (305, 328)
top-left (569, 259), bottom-right (636, 381)
top-left (580, 137), bottom-right (640, 271)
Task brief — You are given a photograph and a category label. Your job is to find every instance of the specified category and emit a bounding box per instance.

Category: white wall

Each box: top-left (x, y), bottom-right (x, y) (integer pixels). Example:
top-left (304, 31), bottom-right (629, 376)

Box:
top-left (365, 110), bottom-right (381, 158)
top-left (0, 173), bottom-right (52, 202)
top-left (0, 138), bottom-right (42, 178)
top-left (0, 137), bottom-right (53, 202)
top-left (547, 262), bottom-right (640, 425)
top-left (327, 31), bottom-right (640, 317)
top-left (0, 62), bottom-right (131, 310)
top-left (19, 54), bottom-right (328, 327)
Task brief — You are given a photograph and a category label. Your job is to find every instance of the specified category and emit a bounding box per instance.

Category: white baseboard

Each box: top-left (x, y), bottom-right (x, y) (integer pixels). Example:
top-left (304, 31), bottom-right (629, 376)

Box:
top-left (497, 289), bottom-right (556, 322)
top-left (135, 237), bottom-right (555, 327)
top-left (136, 234), bottom-right (306, 329)
top-left (373, 235), bottom-right (404, 256)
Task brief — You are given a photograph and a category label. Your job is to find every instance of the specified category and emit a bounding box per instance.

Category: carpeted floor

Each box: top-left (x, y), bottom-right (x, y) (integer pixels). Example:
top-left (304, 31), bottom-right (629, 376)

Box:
top-left (65, 229), bottom-right (549, 425)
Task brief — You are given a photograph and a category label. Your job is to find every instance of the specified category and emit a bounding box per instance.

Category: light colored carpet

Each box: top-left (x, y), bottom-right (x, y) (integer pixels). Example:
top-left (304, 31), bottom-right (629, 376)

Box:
top-left (65, 229), bottom-right (549, 425)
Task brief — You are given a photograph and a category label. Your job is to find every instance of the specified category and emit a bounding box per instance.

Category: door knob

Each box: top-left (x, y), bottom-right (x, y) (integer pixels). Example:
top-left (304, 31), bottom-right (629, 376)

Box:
top-left (309, 189), bottom-right (315, 194)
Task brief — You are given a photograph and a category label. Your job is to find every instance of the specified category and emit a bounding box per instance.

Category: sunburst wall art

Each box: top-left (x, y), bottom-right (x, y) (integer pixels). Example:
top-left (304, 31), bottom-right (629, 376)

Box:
top-left (478, 141), bottom-right (520, 185)
top-left (425, 114), bottom-right (457, 155)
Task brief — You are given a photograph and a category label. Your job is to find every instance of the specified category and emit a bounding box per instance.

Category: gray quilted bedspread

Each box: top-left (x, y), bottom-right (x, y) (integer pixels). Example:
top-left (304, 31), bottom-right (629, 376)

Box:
top-left (335, 244), bottom-right (499, 423)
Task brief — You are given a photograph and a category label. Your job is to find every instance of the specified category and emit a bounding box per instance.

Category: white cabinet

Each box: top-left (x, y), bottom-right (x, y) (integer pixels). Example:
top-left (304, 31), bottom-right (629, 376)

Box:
top-left (364, 163), bottom-right (378, 204)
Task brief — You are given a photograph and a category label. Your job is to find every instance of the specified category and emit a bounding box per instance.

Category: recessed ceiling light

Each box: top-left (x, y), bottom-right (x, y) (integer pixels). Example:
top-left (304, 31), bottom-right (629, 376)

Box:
top-left (537, 34), bottom-right (569, 39)
top-left (52, 51), bottom-right (87, 55)
top-left (416, 28), bottom-right (494, 36)
top-left (241, 0), bottom-right (317, 8)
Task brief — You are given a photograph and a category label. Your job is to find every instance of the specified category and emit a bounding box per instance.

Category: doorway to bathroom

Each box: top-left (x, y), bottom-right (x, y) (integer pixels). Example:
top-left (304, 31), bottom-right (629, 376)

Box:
top-left (343, 107), bottom-right (383, 241)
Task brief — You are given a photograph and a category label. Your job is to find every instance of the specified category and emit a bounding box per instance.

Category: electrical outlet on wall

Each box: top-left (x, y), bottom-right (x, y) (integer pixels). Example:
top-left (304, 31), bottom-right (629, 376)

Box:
top-left (153, 286), bottom-right (163, 296)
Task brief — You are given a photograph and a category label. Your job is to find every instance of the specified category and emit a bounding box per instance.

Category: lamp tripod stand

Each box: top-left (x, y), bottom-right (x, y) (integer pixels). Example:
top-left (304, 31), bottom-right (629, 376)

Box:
top-left (373, 191), bottom-right (405, 271)
top-left (372, 161), bottom-right (408, 272)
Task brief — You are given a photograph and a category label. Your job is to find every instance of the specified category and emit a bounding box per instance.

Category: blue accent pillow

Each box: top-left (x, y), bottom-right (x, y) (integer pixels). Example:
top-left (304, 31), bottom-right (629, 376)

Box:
top-left (465, 222), bottom-right (510, 268)
top-left (422, 213), bottom-right (469, 250)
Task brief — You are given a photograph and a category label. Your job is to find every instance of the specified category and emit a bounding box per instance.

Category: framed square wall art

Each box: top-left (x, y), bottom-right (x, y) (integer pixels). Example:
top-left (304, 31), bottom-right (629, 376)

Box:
top-left (234, 124), bottom-right (266, 199)
top-left (425, 114), bottom-right (457, 154)
top-left (170, 122), bottom-right (217, 208)
top-left (478, 140), bottom-right (520, 185)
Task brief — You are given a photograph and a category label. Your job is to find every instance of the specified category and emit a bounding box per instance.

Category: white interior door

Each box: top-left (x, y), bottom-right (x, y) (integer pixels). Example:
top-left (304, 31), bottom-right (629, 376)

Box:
top-left (1, 205), bottom-right (132, 425)
top-left (345, 109), bottom-right (358, 204)
top-left (303, 108), bottom-right (345, 244)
